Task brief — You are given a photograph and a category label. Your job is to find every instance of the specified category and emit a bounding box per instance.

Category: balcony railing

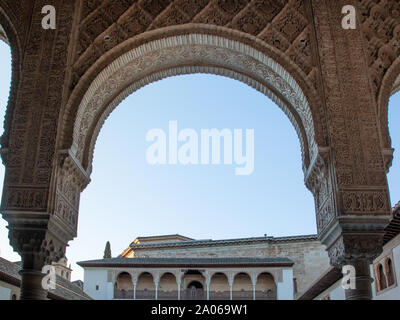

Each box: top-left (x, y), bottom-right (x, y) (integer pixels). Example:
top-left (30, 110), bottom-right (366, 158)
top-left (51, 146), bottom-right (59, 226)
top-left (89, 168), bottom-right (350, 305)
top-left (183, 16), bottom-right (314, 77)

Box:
top-left (113, 289), bottom-right (276, 300)
top-left (114, 289), bottom-right (133, 299)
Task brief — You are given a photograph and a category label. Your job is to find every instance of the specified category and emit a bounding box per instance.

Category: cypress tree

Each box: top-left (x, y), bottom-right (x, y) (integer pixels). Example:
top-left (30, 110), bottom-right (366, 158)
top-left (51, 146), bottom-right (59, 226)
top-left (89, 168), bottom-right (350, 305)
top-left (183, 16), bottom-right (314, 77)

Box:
top-left (103, 241), bottom-right (111, 259)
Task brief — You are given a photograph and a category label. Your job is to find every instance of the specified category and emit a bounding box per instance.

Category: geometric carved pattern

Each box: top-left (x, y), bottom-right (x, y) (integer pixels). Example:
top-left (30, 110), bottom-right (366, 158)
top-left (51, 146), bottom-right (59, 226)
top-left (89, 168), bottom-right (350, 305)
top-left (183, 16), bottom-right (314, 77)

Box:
top-left (359, 0), bottom-right (400, 151)
top-left (360, 0), bottom-right (400, 93)
top-left (74, 0), bottom-right (317, 90)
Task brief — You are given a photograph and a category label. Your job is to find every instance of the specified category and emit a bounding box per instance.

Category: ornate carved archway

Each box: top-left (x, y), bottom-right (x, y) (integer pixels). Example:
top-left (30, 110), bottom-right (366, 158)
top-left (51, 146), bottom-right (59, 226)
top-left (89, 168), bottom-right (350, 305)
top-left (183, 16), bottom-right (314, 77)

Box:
top-left (0, 0), bottom-right (398, 300)
top-left (64, 29), bottom-right (322, 174)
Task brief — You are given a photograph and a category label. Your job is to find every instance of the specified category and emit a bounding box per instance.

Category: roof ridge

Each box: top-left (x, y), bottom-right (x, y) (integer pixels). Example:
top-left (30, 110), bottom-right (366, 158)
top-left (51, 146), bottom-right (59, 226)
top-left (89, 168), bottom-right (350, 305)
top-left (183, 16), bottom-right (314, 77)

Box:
top-left (129, 234), bottom-right (318, 248)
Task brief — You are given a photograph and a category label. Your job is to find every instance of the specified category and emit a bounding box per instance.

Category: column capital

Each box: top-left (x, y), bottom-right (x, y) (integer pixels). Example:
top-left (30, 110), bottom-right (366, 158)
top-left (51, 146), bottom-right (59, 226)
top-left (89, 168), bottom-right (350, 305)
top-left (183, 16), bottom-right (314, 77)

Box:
top-left (4, 213), bottom-right (68, 270)
top-left (201, 270), bottom-right (211, 285)
top-left (226, 271), bottom-right (235, 287)
top-left (250, 272), bottom-right (258, 286)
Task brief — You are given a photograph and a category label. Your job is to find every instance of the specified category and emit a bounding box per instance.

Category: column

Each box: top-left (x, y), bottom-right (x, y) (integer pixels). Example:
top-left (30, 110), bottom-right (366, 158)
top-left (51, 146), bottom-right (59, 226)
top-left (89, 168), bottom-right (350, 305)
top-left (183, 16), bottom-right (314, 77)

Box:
top-left (307, 0), bottom-right (393, 300)
top-left (227, 272), bottom-right (234, 301)
top-left (154, 273), bottom-right (160, 300)
top-left (19, 269), bottom-right (48, 300)
top-left (132, 273), bottom-right (138, 300)
top-left (175, 271), bottom-right (183, 301)
top-left (177, 280), bottom-right (181, 300)
top-left (201, 270), bottom-right (211, 300)
top-left (205, 274), bottom-right (211, 300)
top-left (3, 215), bottom-right (69, 300)
top-left (250, 273), bottom-right (257, 301)
top-left (0, 1), bottom-right (79, 300)
top-left (343, 260), bottom-right (373, 300)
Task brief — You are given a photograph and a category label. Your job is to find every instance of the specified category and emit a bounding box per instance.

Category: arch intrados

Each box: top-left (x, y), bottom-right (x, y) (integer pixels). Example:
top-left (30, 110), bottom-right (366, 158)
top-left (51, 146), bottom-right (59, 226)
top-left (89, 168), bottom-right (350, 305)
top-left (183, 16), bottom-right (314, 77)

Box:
top-left (378, 56), bottom-right (400, 149)
top-left (0, 7), bottom-right (21, 150)
top-left (257, 272), bottom-right (275, 281)
top-left (137, 271), bottom-right (153, 279)
top-left (234, 272), bottom-right (251, 280)
top-left (160, 272), bottom-right (177, 281)
top-left (65, 27), bottom-right (321, 177)
top-left (0, 23), bottom-right (8, 45)
top-left (187, 281), bottom-right (203, 289)
top-left (116, 271), bottom-right (131, 278)
top-left (211, 272), bottom-right (229, 281)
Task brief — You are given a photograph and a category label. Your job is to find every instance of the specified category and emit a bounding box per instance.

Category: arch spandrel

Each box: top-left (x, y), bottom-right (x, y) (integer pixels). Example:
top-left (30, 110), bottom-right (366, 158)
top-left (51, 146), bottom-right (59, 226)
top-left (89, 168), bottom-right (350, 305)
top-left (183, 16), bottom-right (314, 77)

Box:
top-left (65, 32), bottom-right (322, 177)
top-left (0, 24), bottom-right (8, 44)
top-left (359, 0), bottom-right (400, 169)
top-left (73, 0), bottom-right (317, 90)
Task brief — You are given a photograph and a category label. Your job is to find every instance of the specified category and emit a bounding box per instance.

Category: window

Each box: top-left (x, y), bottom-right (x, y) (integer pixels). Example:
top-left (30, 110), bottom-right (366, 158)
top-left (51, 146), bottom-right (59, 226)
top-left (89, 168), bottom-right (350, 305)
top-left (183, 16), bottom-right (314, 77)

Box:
top-left (378, 264), bottom-right (387, 291)
top-left (96, 285), bottom-right (99, 291)
top-left (386, 258), bottom-right (395, 287)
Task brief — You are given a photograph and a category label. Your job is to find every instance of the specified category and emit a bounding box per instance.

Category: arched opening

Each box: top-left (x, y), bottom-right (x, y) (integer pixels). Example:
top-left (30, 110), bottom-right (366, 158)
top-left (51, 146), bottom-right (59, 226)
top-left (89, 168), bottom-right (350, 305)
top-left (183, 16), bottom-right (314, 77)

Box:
top-left (232, 273), bottom-right (253, 300)
top-left (378, 264), bottom-right (387, 291)
top-left (209, 273), bottom-right (230, 300)
top-left (65, 32), bottom-right (321, 174)
top-left (65, 32), bottom-right (322, 282)
top-left (0, 26), bottom-right (20, 264)
top-left (183, 270), bottom-right (205, 300)
top-left (386, 258), bottom-right (395, 287)
top-left (387, 90), bottom-right (400, 204)
top-left (114, 272), bottom-right (133, 299)
top-left (136, 272), bottom-right (155, 300)
top-left (158, 272), bottom-right (178, 300)
top-left (255, 272), bottom-right (276, 300)
top-left (184, 280), bottom-right (204, 300)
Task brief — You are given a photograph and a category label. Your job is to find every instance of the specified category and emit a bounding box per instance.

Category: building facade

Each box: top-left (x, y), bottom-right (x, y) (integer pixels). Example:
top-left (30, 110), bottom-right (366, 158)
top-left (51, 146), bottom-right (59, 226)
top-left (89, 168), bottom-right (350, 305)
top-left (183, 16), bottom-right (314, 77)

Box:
top-left (79, 234), bottom-right (330, 300)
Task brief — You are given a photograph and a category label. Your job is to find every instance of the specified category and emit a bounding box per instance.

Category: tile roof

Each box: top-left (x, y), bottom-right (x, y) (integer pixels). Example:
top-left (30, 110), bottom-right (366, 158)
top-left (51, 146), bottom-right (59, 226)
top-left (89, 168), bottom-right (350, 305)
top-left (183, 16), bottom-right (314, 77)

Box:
top-left (127, 234), bottom-right (319, 250)
top-left (78, 257), bottom-right (294, 268)
top-left (384, 201), bottom-right (400, 245)
top-left (0, 257), bottom-right (91, 300)
top-left (296, 266), bottom-right (342, 300)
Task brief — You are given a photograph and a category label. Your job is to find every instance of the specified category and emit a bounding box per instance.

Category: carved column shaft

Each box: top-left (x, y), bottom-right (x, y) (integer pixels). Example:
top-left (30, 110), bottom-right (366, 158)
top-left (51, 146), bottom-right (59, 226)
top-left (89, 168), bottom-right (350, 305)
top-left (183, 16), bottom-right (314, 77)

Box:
top-left (344, 260), bottom-right (373, 300)
top-left (0, 0), bottom-right (79, 300)
top-left (308, 0), bottom-right (394, 299)
top-left (19, 269), bottom-right (48, 300)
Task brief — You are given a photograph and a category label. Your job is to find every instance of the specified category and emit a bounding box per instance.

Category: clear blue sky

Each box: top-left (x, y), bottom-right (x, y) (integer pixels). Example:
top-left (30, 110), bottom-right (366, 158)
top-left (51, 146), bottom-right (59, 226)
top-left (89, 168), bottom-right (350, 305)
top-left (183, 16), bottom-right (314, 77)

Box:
top-left (0, 41), bottom-right (399, 281)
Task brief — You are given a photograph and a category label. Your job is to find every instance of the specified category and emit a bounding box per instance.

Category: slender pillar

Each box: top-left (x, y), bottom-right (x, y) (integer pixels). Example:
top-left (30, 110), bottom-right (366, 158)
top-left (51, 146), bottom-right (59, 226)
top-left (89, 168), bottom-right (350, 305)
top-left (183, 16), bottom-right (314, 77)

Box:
top-left (206, 279), bottom-right (210, 300)
top-left (155, 283), bottom-right (158, 300)
top-left (227, 272), bottom-right (234, 301)
top-left (251, 273), bottom-right (257, 301)
top-left (133, 283), bottom-right (136, 300)
top-left (154, 273), bottom-right (160, 300)
top-left (177, 280), bottom-right (181, 300)
top-left (343, 260), bottom-right (373, 300)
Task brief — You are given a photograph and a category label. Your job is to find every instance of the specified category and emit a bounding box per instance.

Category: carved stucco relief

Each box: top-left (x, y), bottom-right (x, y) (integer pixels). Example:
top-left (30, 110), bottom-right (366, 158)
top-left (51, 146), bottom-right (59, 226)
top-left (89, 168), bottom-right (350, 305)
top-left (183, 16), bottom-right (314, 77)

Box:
top-left (71, 34), bottom-right (318, 176)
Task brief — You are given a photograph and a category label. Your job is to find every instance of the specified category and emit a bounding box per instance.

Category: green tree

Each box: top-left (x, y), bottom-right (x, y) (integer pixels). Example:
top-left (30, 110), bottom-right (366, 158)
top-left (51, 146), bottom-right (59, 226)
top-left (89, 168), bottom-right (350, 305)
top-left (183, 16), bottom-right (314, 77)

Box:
top-left (103, 241), bottom-right (111, 259)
